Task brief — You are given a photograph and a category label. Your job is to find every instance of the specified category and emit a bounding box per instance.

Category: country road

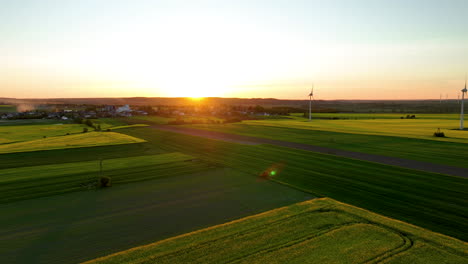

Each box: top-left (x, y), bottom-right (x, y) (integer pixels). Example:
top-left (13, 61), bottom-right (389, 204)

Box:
top-left (149, 125), bottom-right (468, 179)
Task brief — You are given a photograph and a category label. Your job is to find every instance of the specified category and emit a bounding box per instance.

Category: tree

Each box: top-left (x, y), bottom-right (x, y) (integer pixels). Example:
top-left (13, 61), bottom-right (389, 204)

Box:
top-left (85, 119), bottom-right (94, 127)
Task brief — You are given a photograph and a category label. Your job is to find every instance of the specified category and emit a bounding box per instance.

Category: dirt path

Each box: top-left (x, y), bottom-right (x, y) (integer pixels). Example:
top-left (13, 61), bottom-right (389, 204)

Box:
top-left (150, 125), bottom-right (468, 179)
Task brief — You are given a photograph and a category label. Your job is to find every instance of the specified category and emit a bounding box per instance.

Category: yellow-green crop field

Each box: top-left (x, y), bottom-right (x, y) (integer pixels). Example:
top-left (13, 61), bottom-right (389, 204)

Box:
top-left (86, 198), bottom-right (468, 264)
top-left (290, 113), bottom-right (464, 120)
top-left (0, 123), bottom-right (87, 144)
top-left (242, 117), bottom-right (468, 143)
top-left (0, 132), bottom-right (145, 154)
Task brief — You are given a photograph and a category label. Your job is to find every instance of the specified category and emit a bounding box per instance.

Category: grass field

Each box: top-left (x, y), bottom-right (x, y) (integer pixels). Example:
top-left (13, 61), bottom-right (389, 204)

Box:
top-left (0, 118), bottom-right (467, 263)
top-left (0, 152), bottom-right (204, 203)
top-left (0, 167), bottom-right (312, 264)
top-left (0, 123), bottom-right (87, 144)
top-left (193, 116), bottom-right (468, 143)
top-left (128, 115), bottom-right (224, 124)
top-left (0, 104), bottom-right (17, 112)
top-left (291, 113), bottom-right (465, 120)
top-left (117, 127), bottom-right (468, 241)
top-left (86, 198), bottom-right (468, 264)
top-left (0, 132), bottom-right (145, 154)
top-left (187, 118), bottom-right (468, 168)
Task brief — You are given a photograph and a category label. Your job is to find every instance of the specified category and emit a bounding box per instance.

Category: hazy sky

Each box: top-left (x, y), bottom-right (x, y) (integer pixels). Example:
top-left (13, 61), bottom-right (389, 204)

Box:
top-left (1, 0), bottom-right (467, 99)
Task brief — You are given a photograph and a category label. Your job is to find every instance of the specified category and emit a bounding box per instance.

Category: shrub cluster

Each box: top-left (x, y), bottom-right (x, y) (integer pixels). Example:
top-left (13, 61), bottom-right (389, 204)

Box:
top-left (99, 176), bottom-right (112, 188)
top-left (433, 128), bottom-right (445, 137)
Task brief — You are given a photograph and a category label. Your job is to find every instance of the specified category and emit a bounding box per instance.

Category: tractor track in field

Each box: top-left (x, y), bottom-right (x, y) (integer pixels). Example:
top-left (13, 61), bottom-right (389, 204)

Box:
top-left (149, 125), bottom-right (468, 179)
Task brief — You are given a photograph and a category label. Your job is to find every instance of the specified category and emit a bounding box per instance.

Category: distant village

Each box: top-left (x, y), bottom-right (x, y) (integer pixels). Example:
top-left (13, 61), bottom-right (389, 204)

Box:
top-left (1, 104), bottom-right (145, 120)
top-left (0, 103), bottom-right (302, 121)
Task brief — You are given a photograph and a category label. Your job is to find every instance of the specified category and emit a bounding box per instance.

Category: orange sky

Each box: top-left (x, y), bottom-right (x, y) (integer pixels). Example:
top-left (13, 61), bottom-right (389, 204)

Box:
top-left (1, 0), bottom-right (467, 100)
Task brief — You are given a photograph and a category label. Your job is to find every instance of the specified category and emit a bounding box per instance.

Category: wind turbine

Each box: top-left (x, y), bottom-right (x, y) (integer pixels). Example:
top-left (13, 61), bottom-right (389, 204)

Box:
top-left (461, 77), bottom-right (467, 130)
top-left (308, 84), bottom-right (314, 121)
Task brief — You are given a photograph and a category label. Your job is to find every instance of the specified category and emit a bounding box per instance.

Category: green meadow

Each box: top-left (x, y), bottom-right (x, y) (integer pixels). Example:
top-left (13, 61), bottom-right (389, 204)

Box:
top-left (0, 167), bottom-right (311, 264)
top-left (0, 132), bottom-right (145, 154)
top-left (193, 114), bottom-right (468, 143)
top-left (120, 127), bottom-right (468, 241)
top-left (0, 120), bottom-right (148, 154)
top-left (86, 198), bottom-right (468, 264)
top-left (0, 123), bottom-right (87, 144)
top-left (128, 115), bottom-right (224, 124)
top-left (0, 105), bottom-right (17, 112)
top-left (185, 115), bottom-right (468, 168)
top-left (291, 113), bottom-right (464, 120)
top-left (0, 116), bottom-right (467, 263)
top-left (0, 153), bottom-right (202, 203)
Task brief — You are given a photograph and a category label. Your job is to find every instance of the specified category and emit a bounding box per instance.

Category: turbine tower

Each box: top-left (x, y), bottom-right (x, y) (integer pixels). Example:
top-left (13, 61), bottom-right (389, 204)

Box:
top-left (461, 77), bottom-right (467, 130)
top-left (308, 84), bottom-right (314, 121)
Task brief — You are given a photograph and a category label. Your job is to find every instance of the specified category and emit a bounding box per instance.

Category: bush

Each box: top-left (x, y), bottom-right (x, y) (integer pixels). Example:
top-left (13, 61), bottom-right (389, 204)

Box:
top-left (106, 128), bottom-right (111, 132)
top-left (83, 127), bottom-right (88, 133)
top-left (99, 176), bottom-right (112, 188)
top-left (433, 128), bottom-right (445, 137)
top-left (85, 119), bottom-right (94, 127)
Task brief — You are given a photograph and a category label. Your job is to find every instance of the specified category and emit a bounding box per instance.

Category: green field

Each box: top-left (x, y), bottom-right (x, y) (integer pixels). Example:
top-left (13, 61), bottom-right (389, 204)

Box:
top-left (117, 127), bottom-right (468, 241)
top-left (0, 104), bottom-right (17, 112)
top-left (128, 115), bottom-right (224, 125)
top-left (0, 152), bottom-right (206, 203)
top-left (292, 113), bottom-right (464, 120)
top-left (0, 123), bottom-right (87, 144)
top-left (0, 167), bottom-right (311, 264)
top-left (86, 198), bottom-right (468, 264)
top-left (0, 120), bottom-right (149, 154)
top-left (194, 116), bottom-right (468, 143)
top-left (0, 132), bottom-right (145, 154)
top-left (1, 117), bottom-right (467, 263)
top-left (186, 117), bottom-right (468, 168)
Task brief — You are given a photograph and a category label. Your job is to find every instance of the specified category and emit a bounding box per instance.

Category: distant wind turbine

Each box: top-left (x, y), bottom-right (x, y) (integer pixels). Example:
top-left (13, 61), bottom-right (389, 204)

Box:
top-left (461, 77), bottom-right (467, 130)
top-left (308, 84), bottom-right (314, 121)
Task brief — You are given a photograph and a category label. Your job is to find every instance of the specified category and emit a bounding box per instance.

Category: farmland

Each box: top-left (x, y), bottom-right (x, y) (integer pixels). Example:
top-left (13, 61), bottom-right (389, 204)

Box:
top-left (86, 198), bottom-right (468, 264)
top-left (190, 114), bottom-right (468, 143)
top-left (182, 115), bottom-right (468, 168)
top-left (128, 115), bottom-right (224, 124)
top-left (120, 127), bottom-right (468, 241)
top-left (0, 167), bottom-right (312, 264)
top-left (0, 115), bottom-right (467, 263)
top-left (0, 120), bottom-right (147, 154)
top-left (0, 104), bottom-right (17, 112)
top-left (290, 112), bottom-right (464, 120)
top-left (0, 132), bottom-right (145, 154)
top-left (0, 123), bottom-right (87, 144)
top-left (0, 152), bottom-right (205, 203)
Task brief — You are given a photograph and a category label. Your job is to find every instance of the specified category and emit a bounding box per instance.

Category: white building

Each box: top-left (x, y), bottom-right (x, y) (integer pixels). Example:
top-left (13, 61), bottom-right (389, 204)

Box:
top-left (116, 104), bottom-right (131, 113)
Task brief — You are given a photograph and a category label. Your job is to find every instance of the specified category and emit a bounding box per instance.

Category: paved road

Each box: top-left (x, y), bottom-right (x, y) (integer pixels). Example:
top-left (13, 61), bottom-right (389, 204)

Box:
top-left (150, 125), bottom-right (468, 179)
